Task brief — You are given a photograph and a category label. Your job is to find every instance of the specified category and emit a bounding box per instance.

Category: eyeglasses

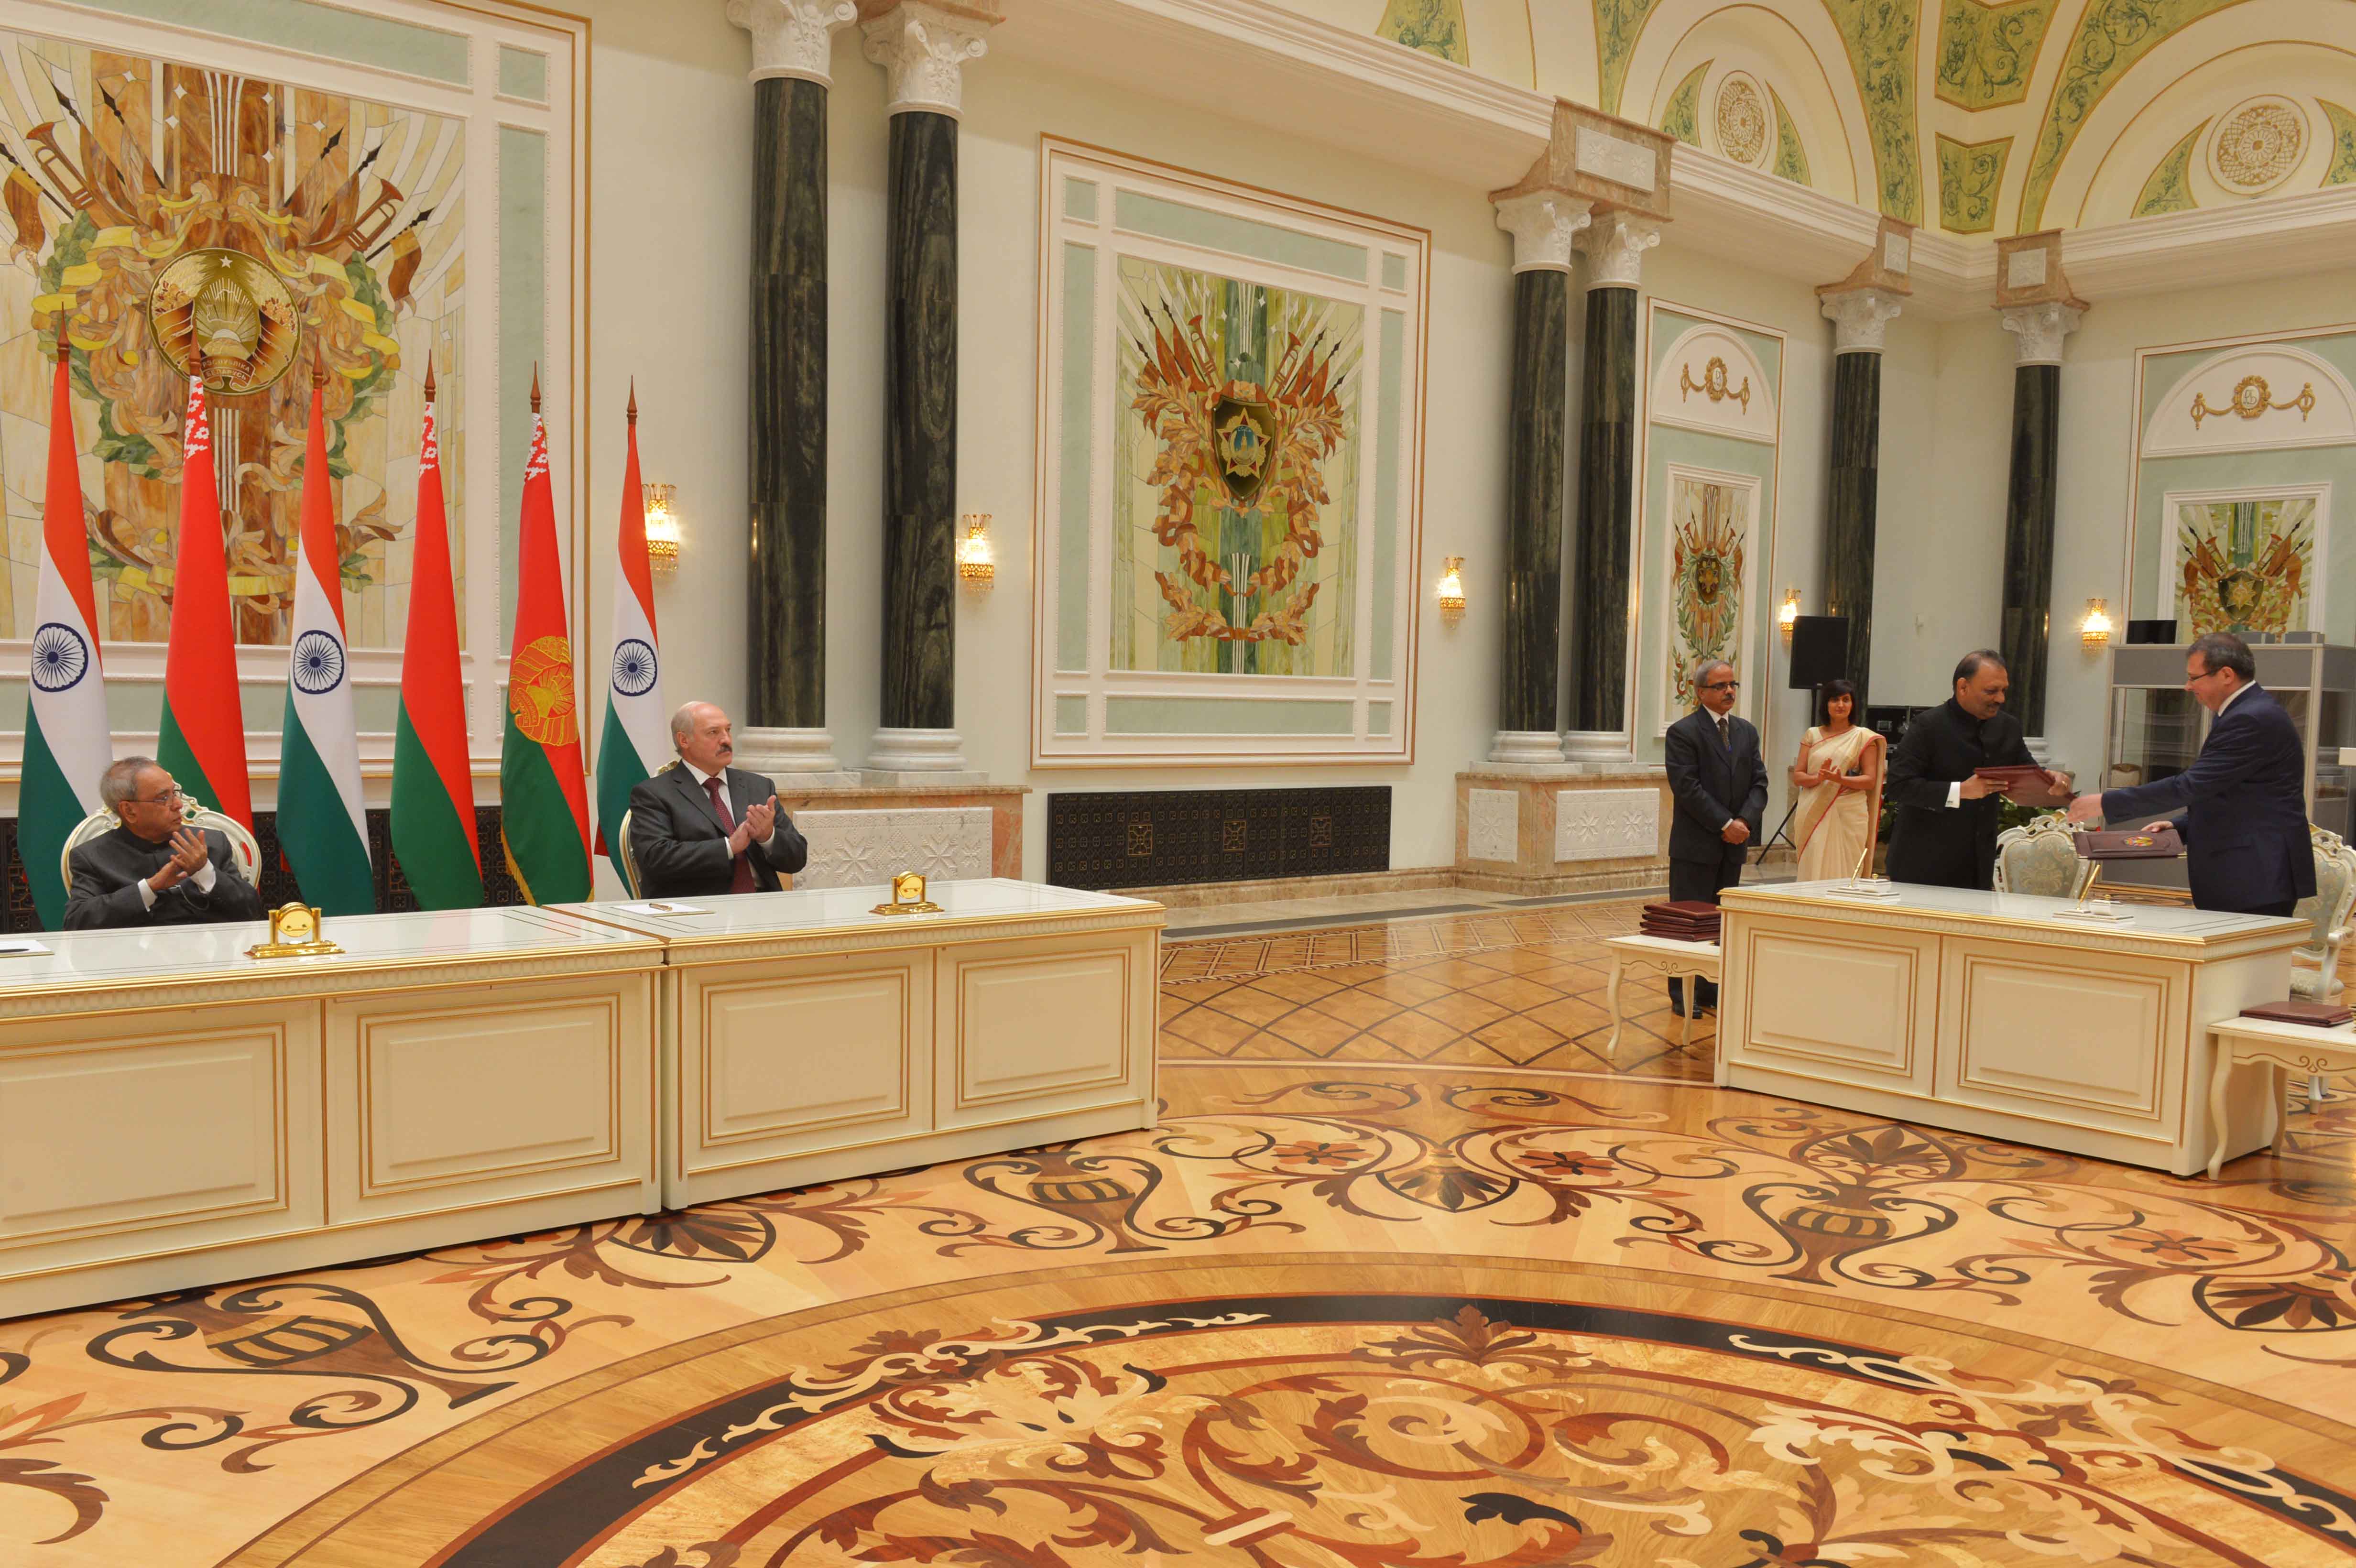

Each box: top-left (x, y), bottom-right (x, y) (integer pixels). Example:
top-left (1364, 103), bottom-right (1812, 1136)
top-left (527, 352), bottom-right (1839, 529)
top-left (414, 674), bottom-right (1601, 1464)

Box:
top-left (132, 786), bottom-right (186, 805)
top-left (1702, 680), bottom-right (1740, 692)
top-left (2186, 666), bottom-right (2228, 684)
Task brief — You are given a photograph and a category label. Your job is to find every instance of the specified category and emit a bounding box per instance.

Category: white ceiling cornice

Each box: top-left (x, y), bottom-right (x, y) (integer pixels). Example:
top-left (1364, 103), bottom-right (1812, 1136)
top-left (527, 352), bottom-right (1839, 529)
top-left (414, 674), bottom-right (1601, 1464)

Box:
top-left (992, 0), bottom-right (2353, 319)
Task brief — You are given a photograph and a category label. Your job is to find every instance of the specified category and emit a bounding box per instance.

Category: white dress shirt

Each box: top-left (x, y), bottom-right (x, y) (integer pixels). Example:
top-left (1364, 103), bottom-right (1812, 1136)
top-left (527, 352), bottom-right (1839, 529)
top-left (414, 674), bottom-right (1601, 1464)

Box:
top-left (138, 856), bottom-right (216, 910)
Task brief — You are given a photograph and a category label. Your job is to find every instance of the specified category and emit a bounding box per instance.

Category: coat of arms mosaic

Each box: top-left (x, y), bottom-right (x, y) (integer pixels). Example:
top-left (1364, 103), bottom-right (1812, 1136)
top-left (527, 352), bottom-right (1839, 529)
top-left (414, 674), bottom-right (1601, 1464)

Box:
top-left (1666, 472), bottom-right (1750, 716)
top-left (0, 26), bottom-right (461, 648)
top-left (2173, 494), bottom-right (2317, 638)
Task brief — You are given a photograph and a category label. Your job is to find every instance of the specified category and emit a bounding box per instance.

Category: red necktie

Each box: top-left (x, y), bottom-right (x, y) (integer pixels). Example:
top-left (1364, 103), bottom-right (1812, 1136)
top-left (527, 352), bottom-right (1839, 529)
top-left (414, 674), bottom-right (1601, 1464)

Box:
top-left (704, 775), bottom-right (757, 894)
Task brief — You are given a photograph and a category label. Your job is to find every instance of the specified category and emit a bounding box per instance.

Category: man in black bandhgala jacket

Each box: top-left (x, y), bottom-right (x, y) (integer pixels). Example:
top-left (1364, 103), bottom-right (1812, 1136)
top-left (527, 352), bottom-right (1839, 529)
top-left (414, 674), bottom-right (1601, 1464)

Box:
top-left (1884, 650), bottom-right (2066, 890)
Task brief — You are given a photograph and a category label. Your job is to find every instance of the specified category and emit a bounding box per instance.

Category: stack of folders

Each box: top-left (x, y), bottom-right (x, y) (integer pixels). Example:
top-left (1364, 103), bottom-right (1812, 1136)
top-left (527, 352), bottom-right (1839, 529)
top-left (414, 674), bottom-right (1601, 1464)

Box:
top-left (2239, 999), bottom-right (2356, 1028)
top-left (1640, 900), bottom-right (1722, 943)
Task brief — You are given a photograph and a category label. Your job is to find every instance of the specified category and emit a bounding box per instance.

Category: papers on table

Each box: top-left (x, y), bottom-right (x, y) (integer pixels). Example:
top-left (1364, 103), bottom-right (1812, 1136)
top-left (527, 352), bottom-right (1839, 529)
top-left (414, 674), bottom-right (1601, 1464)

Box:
top-left (0, 939), bottom-right (49, 958)
top-left (614, 901), bottom-right (709, 917)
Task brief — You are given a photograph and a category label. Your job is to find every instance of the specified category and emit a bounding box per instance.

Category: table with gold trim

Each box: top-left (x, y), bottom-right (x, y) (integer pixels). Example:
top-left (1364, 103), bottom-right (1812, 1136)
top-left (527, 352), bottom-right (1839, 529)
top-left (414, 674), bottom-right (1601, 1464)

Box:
top-left (1717, 882), bottom-right (2309, 1176)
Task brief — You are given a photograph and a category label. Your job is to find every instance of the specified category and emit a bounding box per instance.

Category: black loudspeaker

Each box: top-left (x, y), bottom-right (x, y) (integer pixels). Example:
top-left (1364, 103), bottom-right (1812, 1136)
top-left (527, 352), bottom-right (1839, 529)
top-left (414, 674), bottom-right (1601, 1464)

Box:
top-left (1786, 615), bottom-right (1849, 689)
top-left (2127, 618), bottom-right (2178, 644)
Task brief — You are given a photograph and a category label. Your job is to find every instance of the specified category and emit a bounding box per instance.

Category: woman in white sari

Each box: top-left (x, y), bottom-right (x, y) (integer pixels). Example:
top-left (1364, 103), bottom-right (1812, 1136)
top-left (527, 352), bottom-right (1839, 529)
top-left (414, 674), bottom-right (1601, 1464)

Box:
top-left (1793, 680), bottom-right (1886, 882)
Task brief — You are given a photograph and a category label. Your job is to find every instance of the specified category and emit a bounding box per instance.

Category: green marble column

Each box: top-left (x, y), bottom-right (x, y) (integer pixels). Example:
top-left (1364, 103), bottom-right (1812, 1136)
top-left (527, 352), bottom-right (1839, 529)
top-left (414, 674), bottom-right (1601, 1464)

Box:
top-left (880, 108), bottom-right (958, 735)
top-left (1571, 283), bottom-right (1638, 736)
top-left (1824, 350), bottom-right (1882, 709)
top-left (1501, 268), bottom-right (1569, 741)
top-left (2001, 361), bottom-right (2061, 737)
top-left (748, 76), bottom-right (828, 731)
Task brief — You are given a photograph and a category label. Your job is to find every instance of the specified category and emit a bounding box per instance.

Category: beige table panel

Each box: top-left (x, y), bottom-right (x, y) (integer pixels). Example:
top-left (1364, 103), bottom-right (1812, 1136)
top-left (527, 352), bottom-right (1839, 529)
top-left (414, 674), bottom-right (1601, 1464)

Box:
top-left (0, 1003), bottom-right (322, 1308)
top-left (935, 929), bottom-right (1156, 1132)
top-left (1725, 915), bottom-right (1940, 1097)
top-left (325, 970), bottom-right (658, 1229)
top-left (674, 949), bottom-right (936, 1188)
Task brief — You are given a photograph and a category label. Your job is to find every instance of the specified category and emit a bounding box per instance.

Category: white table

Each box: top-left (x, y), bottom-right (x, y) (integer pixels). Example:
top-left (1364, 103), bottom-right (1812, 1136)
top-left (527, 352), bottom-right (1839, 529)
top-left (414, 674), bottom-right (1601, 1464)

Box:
top-left (1602, 934), bottom-right (1721, 1054)
top-left (1719, 882), bottom-right (2309, 1176)
top-left (2204, 1016), bottom-right (2356, 1177)
top-left (0, 907), bottom-right (666, 1318)
top-left (561, 880), bottom-right (1164, 1208)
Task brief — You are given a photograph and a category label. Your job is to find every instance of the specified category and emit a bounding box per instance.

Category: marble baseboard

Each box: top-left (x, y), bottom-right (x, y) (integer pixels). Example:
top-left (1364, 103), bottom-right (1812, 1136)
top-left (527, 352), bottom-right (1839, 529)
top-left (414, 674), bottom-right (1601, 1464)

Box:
top-left (1452, 863), bottom-right (1668, 896)
top-left (1113, 867), bottom-right (1461, 909)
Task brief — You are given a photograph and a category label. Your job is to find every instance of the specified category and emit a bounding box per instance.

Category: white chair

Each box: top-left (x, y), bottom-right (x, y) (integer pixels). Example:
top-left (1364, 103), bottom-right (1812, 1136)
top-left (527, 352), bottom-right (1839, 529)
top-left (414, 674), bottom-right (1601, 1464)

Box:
top-left (60, 797), bottom-right (262, 892)
top-left (2289, 825), bottom-right (2356, 1000)
top-left (617, 807), bottom-right (640, 897)
top-left (1993, 813), bottom-right (2097, 900)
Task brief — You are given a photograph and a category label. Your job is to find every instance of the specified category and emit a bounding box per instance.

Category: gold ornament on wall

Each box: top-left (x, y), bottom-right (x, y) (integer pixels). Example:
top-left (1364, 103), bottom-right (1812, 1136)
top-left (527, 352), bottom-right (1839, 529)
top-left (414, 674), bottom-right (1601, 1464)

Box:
top-left (1680, 356), bottom-right (1752, 411)
top-left (2190, 373), bottom-right (2314, 428)
top-left (148, 248), bottom-right (301, 395)
top-left (1713, 73), bottom-right (1769, 168)
top-left (2210, 97), bottom-right (2306, 194)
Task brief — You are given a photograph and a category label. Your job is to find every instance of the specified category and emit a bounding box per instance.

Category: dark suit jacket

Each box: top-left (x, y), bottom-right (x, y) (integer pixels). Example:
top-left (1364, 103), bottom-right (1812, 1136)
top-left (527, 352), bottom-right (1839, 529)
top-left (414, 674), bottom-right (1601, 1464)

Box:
top-left (626, 764), bottom-right (808, 900)
top-left (1663, 707), bottom-right (1768, 866)
top-left (2101, 683), bottom-right (2314, 913)
top-left (64, 825), bottom-right (267, 930)
top-left (1884, 699), bottom-right (2035, 890)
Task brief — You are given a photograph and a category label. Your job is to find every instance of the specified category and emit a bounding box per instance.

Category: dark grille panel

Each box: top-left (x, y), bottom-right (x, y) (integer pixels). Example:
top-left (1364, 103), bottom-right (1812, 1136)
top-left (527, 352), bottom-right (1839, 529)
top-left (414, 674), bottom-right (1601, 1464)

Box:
top-left (1047, 786), bottom-right (1389, 891)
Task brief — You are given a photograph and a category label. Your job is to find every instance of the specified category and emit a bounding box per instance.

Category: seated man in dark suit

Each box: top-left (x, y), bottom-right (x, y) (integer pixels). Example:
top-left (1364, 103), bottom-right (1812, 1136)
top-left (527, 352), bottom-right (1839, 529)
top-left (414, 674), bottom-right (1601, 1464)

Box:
top-left (626, 701), bottom-right (808, 900)
top-left (2066, 631), bottom-right (2314, 915)
top-left (1662, 658), bottom-right (1768, 1014)
top-left (64, 757), bottom-right (267, 930)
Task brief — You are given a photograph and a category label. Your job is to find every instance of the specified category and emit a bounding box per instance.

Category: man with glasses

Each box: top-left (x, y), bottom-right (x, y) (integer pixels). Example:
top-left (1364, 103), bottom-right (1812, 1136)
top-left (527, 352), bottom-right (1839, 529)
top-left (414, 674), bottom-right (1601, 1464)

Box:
top-left (2064, 631), bottom-right (2312, 915)
top-left (63, 757), bottom-right (265, 929)
top-left (1663, 658), bottom-right (1769, 1014)
top-left (1885, 649), bottom-right (2060, 890)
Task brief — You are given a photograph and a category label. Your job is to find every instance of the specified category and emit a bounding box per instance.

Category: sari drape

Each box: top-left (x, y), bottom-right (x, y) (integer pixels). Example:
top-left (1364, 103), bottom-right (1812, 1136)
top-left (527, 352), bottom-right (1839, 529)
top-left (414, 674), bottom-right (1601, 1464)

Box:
top-left (1795, 724), bottom-right (1884, 882)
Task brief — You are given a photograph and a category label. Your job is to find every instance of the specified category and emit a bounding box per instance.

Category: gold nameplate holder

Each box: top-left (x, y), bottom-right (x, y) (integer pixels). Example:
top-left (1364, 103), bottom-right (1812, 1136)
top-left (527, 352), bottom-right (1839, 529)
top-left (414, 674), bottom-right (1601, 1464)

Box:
top-left (873, 871), bottom-right (944, 917)
top-left (248, 902), bottom-right (344, 959)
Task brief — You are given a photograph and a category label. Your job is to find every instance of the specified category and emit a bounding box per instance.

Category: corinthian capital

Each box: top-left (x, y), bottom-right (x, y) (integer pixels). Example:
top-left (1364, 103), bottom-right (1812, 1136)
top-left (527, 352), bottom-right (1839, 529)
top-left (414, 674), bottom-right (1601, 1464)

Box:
top-left (727, 0), bottom-right (859, 85)
top-left (1574, 211), bottom-right (1661, 289)
top-left (2001, 301), bottom-right (2085, 366)
top-left (858, 0), bottom-right (1001, 116)
top-left (1820, 287), bottom-right (1903, 355)
top-left (1492, 191), bottom-right (1592, 273)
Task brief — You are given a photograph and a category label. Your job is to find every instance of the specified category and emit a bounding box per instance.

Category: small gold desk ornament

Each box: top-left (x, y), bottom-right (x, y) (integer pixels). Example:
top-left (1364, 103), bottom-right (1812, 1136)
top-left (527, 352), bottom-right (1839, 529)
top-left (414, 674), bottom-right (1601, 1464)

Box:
top-left (248, 902), bottom-right (344, 959)
top-left (873, 871), bottom-right (944, 917)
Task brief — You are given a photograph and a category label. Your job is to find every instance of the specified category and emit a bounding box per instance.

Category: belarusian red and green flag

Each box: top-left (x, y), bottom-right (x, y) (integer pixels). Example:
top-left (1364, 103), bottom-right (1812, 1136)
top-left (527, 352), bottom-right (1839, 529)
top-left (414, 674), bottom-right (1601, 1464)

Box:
top-left (390, 359), bottom-right (484, 908)
top-left (275, 369), bottom-right (371, 914)
top-left (595, 385), bottom-right (663, 894)
top-left (19, 331), bottom-right (112, 928)
top-left (498, 369), bottom-right (592, 904)
top-left (156, 374), bottom-right (252, 830)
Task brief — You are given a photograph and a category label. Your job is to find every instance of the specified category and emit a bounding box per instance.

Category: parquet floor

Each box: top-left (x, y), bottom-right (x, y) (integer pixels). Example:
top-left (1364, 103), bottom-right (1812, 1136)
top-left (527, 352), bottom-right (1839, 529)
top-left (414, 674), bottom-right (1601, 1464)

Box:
top-left (3, 897), bottom-right (2353, 1567)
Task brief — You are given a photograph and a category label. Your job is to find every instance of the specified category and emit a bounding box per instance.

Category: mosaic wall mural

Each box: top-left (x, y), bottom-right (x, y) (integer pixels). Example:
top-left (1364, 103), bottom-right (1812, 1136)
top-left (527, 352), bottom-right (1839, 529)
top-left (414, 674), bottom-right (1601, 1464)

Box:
top-left (0, 25), bottom-right (462, 650)
top-left (1664, 471), bottom-right (1752, 714)
top-left (1035, 141), bottom-right (1425, 767)
top-left (1111, 256), bottom-right (1361, 679)
top-left (2169, 492), bottom-right (2321, 638)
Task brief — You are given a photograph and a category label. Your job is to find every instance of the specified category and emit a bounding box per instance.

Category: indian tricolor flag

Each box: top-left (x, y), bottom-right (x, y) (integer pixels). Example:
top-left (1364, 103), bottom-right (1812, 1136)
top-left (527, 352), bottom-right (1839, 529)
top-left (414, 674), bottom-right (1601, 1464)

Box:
top-left (498, 369), bottom-right (592, 904)
top-left (595, 385), bottom-right (663, 894)
top-left (390, 360), bottom-right (484, 908)
top-left (19, 331), bottom-right (111, 929)
top-left (276, 369), bottom-right (371, 914)
top-left (156, 375), bottom-right (252, 830)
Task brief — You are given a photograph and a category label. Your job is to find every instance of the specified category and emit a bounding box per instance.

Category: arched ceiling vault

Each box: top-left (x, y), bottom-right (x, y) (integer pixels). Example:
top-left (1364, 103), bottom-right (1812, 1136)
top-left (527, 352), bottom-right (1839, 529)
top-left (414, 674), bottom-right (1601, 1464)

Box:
top-left (1295, 0), bottom-right (2356, 235)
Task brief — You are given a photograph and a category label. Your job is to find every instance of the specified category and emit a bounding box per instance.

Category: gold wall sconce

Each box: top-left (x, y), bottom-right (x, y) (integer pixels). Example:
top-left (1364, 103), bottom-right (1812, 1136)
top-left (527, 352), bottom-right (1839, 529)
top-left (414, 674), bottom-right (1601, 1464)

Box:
top-left (1436, 556), bottom-right (1465, 620)
top-left (642, 483), bottom-right (680, 572)
top-left (1779, 588), bottom-right (1801, 642)
top-left (958, 512), bottom-right (994, 587)
top-left (2081, 597), bottom-right (2113, 648)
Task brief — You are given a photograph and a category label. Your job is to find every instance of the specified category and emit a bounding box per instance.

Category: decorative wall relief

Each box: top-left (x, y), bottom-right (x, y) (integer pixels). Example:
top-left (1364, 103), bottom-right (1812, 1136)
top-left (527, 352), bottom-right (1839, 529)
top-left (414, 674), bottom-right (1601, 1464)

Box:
top-left (1034, 141), bottom-right (1425, 766)
top-left (2164, 489), bottom-right (2323, 639)
top-left (2191, 375), bottom-right (2315, 429)
top-left (1712, 72), bottom-right (1769, 168)
top-left (2209, 96), bottom-right (2307, 195)
top-left (794, 808), bottom-right (993, 890)
top-left (1680, 356), bottom-right (1751, 411)
top-left (1663, 469), bottom-right (1755, 718)
top-left (2141, 343), bottom-right (2356, 457)
top-left (1555, 786), bottom-right (1659, 862)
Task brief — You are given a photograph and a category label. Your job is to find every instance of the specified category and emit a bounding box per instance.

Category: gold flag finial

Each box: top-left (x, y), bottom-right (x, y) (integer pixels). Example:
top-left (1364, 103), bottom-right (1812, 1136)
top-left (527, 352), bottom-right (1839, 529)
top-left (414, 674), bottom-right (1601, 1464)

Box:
top-left (530, 362), bottom-right (542, 414)
top-left (627, 377), bottom-right (637, 425)
top-left (423, 353), bottom-right (436, 401)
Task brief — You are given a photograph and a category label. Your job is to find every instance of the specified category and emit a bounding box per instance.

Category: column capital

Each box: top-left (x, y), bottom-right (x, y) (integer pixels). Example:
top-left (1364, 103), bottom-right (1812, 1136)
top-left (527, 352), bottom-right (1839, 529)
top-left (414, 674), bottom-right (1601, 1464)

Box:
top-left (2000, 301), bottom-right (2085, 365)
top-left (1492, 190), bottom-right (1591, 273)
top-left (858, 0), bottom-right (1001, 116)
top-left (1820, 287), bottom-right (1903, 355)
top-left (1574, 210), bottom-right (1661, 289)
top-left (728, 0), bottom-right (858, 84)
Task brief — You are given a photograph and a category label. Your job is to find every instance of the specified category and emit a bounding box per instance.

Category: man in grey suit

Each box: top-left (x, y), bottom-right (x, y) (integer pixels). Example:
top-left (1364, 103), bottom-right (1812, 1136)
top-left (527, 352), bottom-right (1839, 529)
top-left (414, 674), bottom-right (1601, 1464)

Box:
top-left (626, 701), bottom-right (808, 899)
top-left (64, 757), bottom-right (267, 930)
top-left (1661, 658), bottom-right (1769, 1014)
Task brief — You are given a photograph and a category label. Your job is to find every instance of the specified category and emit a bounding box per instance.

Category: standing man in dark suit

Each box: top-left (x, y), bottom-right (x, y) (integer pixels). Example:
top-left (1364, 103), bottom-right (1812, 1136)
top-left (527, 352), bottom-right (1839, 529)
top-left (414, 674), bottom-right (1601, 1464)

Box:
top-left (626, 702), bottom-right (808, 900)
top-left (1885, 650), bottom-right (2066, 890)
top-left (2066, 631), bottom-right (2313, 915)
top-left (1663, 658), bottom-right (1769, 1014)
top-left (64, 757), bottom-right (268, 930)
